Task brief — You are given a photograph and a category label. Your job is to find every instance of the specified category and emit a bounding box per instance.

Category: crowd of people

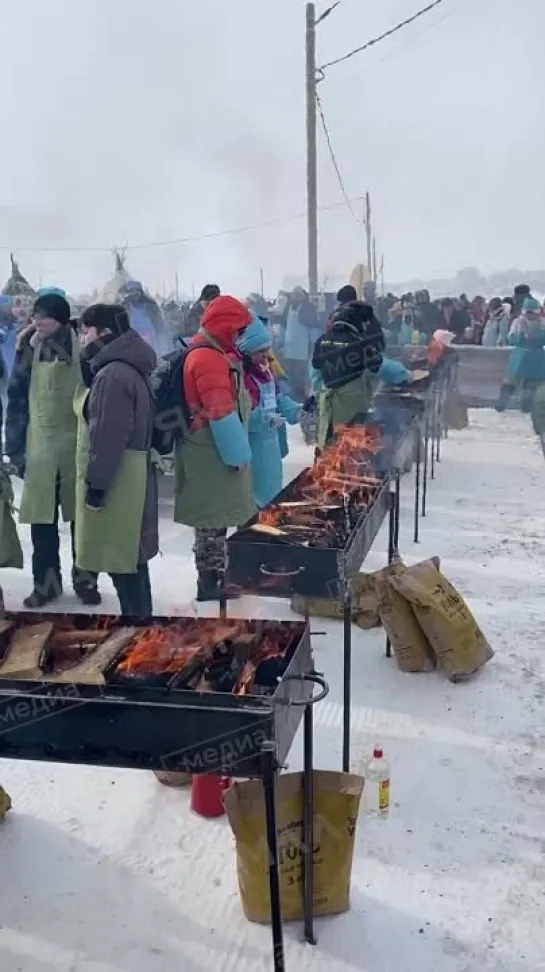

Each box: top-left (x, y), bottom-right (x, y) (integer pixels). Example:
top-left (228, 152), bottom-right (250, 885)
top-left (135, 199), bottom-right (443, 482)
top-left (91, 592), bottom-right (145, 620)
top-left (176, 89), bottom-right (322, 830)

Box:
top-left (0, 273), bottom-right (542, 621)
top-left (0, 281), bottom-right (396, 615)
top-left (375, 283), bottom-right (545, 349)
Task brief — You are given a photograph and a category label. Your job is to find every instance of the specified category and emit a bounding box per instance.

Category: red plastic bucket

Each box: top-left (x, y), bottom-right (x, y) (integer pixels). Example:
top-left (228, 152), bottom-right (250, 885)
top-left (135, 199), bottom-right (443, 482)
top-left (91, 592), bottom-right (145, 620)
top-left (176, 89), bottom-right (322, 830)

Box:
top-left (190, 774), bottom-right (231, 818)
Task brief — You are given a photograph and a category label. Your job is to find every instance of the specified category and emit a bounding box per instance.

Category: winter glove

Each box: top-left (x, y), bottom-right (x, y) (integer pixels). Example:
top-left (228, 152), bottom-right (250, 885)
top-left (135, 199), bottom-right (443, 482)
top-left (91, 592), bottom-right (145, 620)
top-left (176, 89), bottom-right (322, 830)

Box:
top-left (0, 465), bottom-right (15, 505)
top-left (150, 449), bottom-right (172, 475)
top-left (85, 486), bottom-right (106, 512)
top-left (8, 458), bottom-right (25, 480)
top-left (209, 413), bottom-right (251, 468)
top-left (301, 395), bottom-right (317, 414)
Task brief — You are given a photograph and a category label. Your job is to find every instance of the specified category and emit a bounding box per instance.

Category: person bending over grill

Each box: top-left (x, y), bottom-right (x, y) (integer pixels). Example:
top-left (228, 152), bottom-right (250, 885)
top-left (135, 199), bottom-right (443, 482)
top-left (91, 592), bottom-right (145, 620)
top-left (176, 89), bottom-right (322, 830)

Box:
top-left (311, 285), bottom-right (385, 449)
top-left (76, 303), bottom-right (159, 618)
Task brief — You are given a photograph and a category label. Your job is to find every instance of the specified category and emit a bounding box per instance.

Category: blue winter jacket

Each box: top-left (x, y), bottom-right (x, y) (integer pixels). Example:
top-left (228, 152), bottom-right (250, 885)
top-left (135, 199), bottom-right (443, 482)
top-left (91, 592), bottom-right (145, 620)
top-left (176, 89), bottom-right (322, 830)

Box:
top-left (246, 374), bottom-right (301, 508)
top-left (506, 330), bottom-right (545, 383)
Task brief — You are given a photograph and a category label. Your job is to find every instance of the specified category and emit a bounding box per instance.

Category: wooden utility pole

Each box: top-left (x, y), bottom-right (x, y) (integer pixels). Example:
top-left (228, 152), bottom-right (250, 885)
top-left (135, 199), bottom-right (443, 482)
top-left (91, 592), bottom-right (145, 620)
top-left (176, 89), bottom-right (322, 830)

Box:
top-left (365, 192), bottom-right (372, 277)
top-left (259, 268), bottom-right (265, 297)
top-left (372, 236), bottom-right (377, 283)
top-left (306, 3), bottom-right (318, 296)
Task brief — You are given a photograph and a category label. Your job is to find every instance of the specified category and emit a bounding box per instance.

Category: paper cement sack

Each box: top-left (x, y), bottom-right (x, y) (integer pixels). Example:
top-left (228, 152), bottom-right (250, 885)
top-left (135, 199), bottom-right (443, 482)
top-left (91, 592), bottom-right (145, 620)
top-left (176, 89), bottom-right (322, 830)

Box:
top-left (376, 560), bottom-right (438, 673)
top-left (224, 770), bottom-right (363, 923)
top-left (390, 560), bottom-right (494, 682)
top-left (444, 391), bottom-right (469, 430)
top-left (291, 571), bottom-right (381, 630)
top-left (0, 785), bottom-right (11, 819)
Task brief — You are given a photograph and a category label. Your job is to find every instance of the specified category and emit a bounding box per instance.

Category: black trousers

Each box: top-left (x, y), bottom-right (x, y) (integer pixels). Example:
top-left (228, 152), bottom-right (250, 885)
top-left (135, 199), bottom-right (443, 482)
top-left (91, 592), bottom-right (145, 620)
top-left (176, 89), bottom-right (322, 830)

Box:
top-left (110, 563), bottom-right (153, 619)
top-left (31, 516), bottom-right (98, 597)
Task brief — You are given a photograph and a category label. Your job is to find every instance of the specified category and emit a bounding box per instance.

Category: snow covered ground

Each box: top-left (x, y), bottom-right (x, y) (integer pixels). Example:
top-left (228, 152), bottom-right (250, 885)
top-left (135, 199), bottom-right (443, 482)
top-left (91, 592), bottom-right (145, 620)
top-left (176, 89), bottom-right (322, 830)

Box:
top-left (0, 410), bottom-right (544, 972)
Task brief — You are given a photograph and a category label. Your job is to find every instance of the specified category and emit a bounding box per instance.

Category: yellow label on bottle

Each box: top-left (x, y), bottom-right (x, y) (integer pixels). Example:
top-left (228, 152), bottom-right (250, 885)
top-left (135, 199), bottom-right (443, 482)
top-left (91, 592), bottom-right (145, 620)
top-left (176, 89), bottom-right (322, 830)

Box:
top-left (379, 778), bottom-right (390, 811)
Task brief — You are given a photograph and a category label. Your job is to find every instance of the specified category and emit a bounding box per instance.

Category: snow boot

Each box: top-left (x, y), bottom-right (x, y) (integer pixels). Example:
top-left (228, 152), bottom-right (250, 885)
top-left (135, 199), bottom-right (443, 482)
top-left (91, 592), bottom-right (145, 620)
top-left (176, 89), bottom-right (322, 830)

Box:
top-left (72, 570), bottom-right (101, 607)
top-left (23, 586), bottom-right (63, 609)
top-left (495, 384), bottom-right (512, 413)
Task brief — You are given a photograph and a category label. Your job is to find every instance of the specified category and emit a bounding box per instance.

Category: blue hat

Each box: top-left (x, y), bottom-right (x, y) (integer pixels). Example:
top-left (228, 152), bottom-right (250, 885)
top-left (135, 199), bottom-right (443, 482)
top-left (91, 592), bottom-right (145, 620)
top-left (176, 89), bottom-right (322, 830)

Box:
top-left (36, 286), bottom-right (66, 299)
top-left (523, 297), bottom-right (541, 313)
top-left (238, 315), bottom-right (271, 354)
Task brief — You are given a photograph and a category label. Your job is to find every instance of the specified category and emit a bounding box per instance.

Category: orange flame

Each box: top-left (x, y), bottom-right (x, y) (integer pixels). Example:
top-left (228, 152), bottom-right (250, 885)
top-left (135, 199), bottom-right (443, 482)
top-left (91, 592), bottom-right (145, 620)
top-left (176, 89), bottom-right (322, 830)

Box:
top-left (114, 619), bottom-right (294, 695)
top-left (117, 619), bottom-right (247, 676)
top-left (257, 424), bottom-right (383, 526)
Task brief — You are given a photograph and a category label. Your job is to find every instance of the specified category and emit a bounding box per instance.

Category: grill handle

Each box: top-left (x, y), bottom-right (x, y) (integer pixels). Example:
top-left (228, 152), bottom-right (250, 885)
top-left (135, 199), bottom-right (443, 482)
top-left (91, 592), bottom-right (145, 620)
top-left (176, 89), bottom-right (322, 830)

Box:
top-left (259, 564), bottom-right (306, 578)
top-left (280, 671), bottom-right (329, 706)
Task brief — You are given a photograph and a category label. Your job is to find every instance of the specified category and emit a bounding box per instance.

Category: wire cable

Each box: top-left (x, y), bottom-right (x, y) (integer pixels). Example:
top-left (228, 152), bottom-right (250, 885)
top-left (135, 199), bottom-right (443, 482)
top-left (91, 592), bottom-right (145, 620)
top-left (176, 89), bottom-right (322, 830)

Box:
top-left (316, 93), bottom-right (362, 224)
top-left (0, 197), bottom-right (363, 255)
top-left (316, 1), bottom-right (342, 26)
top-left (319, 0), bottom-right (445, 72)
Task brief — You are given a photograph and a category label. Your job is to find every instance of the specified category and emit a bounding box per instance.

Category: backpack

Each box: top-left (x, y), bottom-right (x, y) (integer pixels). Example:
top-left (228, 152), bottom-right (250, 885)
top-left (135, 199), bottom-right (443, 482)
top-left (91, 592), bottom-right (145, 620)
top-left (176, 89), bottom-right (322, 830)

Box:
top-left (150, 338), bottom-right (223, 455)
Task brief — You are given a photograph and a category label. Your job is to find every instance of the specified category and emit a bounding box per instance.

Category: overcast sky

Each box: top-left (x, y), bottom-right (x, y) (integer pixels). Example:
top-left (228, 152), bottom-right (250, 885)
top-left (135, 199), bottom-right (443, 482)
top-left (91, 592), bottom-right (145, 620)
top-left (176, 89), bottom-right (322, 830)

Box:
top-left (0, 0), bottom-right (542, 297)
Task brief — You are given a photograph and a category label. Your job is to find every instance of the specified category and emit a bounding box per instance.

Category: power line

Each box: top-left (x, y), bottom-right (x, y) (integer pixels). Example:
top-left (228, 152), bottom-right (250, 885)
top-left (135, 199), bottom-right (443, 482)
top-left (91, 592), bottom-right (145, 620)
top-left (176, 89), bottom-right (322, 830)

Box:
top-left (316, 1), bottom-right (342, 26)
top-left (323, 0), bottom-right (474, 88)
top-left (319, 0), bottom-right (445, 72)
top-left (316, 93), bottom-right (362, 225)
top-left (0, 198), bottom-right (363, 256)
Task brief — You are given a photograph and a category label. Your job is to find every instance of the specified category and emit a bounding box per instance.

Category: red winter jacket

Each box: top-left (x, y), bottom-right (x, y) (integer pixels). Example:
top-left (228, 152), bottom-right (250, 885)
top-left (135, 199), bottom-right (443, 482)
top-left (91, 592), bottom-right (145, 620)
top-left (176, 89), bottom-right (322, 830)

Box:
top-left (183, 296), bottom-right (251, 427)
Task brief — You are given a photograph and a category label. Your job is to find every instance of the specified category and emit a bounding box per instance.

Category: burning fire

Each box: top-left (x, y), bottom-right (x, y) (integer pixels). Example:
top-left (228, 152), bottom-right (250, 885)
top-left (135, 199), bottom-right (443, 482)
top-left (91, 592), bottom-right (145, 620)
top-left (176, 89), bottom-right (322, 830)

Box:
top-left (115, 619), bottom-right (295, 695)
top-left (116, 619), bottom-right (247, 676)
top-left (312, 425), bottom-right (382, 490)
top-left (256, 424), bottom-right (383, 528)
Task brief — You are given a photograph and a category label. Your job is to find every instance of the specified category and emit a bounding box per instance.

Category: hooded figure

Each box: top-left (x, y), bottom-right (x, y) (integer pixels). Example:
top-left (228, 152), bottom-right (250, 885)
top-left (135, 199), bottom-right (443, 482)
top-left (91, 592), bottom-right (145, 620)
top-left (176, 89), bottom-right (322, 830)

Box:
top-left (121, 280), bottom-right (170, 356)
top-left (497, 297), bottom-right (545, 413)
top-left (237, 317), bottom-right (301, 508)
top-left (312, 286), bottom-right (385, 447)
top-left (76, 303), bottom-right (159, 617)
top-left (173, 294), bottom-right (255, 601)
top-left (282, 287), bottom-right (318, 400)
top-left (5, 292), bottom-right (101, 608)
top-left (482, 298), bottom-right (510, 347)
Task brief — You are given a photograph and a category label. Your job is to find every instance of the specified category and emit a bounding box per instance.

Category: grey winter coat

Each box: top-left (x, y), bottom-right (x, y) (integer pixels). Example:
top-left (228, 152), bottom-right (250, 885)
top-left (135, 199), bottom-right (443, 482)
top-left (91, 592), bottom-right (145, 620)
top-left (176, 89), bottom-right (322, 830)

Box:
top-left (82, 329), bottom-right (159, 564)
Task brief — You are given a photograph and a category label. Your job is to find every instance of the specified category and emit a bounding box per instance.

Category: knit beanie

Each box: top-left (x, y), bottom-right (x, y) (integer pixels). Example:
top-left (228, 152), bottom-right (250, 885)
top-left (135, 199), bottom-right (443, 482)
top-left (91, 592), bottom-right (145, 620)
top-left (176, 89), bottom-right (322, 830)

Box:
top-left (33, 293), bottom-right (71, 327)
top-left (36, 286), bottom-right (67, 299)
top-left (523, 297), bottom-right (541, 313)
top-left (238, 315), bottom-right (271, 354)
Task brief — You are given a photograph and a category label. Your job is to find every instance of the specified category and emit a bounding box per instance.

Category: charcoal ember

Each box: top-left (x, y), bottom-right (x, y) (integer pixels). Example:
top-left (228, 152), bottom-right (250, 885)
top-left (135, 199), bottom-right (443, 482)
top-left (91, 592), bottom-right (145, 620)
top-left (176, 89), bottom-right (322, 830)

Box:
top-left (254, 655), bottom-right (286, 689)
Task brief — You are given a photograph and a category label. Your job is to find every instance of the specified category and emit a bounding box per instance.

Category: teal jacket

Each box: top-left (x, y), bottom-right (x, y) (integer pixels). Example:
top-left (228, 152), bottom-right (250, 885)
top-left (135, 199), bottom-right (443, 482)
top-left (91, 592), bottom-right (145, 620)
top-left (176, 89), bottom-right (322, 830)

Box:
top-left (506, 331), bottom-right (545, 383)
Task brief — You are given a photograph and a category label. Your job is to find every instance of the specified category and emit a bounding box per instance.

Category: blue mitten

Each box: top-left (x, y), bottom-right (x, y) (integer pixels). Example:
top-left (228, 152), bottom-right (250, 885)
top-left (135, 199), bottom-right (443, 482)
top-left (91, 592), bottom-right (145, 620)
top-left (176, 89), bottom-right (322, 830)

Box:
top-left (209, 413), bottom-right (251, 467)
top-left (379, 357), bottom-right (411, 385)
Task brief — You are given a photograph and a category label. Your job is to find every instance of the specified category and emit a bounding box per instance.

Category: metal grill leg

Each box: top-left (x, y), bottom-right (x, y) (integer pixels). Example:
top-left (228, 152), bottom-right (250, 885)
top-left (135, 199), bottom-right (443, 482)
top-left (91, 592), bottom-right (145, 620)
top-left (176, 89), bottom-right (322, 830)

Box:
top-left (261, 742), bottom-right (285, 972)
top-left (219, 537), bottom-right (228, 620)
top-left (422, 416), bottom-right (430, 517)
top-left (394, 476), bottom-right (401, 552)
top-left (414, 422), bottom-right (422, 543)
top-left (342, 586), bottom-right (352, 773)
top-left (385, 491), bottom-right (396, 659)
top-left (302, 703), bottom-right (316, 945)
top-left (436, 387), bottom-right (443, 459)
top-left (388, 490), bottom-right (396, 563)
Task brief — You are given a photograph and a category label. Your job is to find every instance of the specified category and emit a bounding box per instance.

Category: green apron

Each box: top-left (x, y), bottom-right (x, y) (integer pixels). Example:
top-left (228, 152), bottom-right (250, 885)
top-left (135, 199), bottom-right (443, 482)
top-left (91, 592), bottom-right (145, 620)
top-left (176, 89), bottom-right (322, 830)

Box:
top-left (74, 385), bottom-right (148, 574)
top-left (174, 357), bottom-right (256, 528)
top-left (317, 372), bottom-right (374, 448)
top-left (19, 331), bottom-right (81, 524)
top-left (0, 466), bottom-right (23, 569)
